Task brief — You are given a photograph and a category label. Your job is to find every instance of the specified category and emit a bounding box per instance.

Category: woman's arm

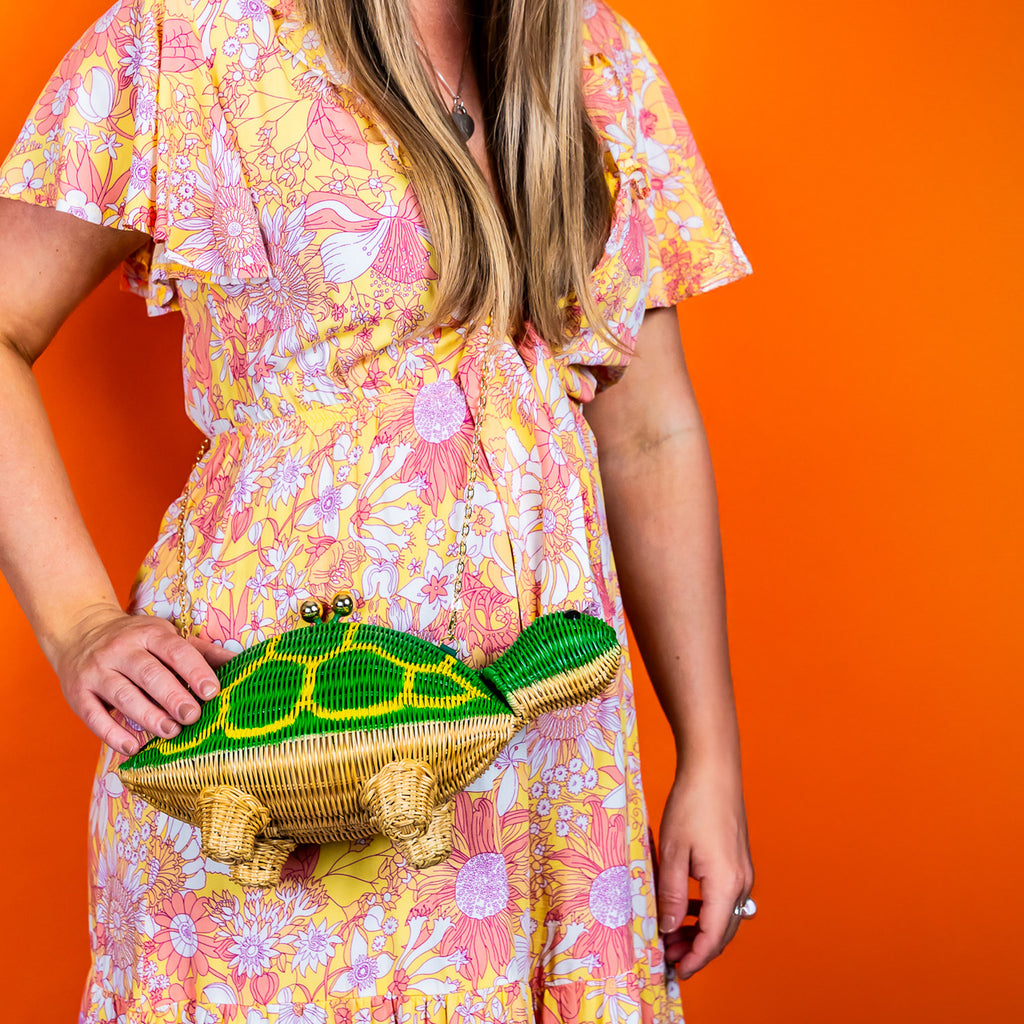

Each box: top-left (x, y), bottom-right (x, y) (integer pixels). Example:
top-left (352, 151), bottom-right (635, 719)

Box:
top-left (0, 198), bottom-right (228, 755)
top-left (583, 303), bottom-right (753, 980)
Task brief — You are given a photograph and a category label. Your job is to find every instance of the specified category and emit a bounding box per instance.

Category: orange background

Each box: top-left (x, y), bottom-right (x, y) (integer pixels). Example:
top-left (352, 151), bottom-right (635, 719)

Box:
top-left (1, 0), bottom-right (1021, 1018)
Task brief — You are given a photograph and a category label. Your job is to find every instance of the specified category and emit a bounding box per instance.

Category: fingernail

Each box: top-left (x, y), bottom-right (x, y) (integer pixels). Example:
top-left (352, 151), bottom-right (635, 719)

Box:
top-left (121, 740), bottom-right (137, 756)
top-left (160, 718), bottom-right (180, 738)
top-left (659, 915), bottom-right (678, 934)
top-left (199, 680), bottom-right (218, 700)
top-left (179, 704), bottom-right (200, 724)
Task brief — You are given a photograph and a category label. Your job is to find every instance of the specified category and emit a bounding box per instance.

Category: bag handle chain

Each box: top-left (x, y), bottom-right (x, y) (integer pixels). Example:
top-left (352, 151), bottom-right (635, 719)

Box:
top-left (174, 357), bottom-right (490, 654)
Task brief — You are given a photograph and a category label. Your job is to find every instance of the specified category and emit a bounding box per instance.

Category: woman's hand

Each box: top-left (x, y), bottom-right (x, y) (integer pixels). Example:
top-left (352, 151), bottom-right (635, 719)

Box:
top-left (50, 603), bottom-right (233, 756)
top-left (656, 765), bottom-right (754, 979)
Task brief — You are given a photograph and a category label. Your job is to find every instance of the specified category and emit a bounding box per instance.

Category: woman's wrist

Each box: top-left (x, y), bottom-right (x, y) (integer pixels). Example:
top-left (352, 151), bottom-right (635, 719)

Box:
top-left (37, 594), bottom-right (125, 670)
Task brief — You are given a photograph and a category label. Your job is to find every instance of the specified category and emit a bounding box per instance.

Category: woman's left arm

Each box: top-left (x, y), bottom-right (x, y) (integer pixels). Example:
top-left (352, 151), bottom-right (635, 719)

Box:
top-left (582, 304), bottom-right (754, 980)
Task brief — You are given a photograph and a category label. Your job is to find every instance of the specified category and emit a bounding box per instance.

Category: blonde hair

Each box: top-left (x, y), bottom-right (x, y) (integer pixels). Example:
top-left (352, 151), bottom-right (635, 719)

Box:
top-left (299, 0), bottom-right (616, 350)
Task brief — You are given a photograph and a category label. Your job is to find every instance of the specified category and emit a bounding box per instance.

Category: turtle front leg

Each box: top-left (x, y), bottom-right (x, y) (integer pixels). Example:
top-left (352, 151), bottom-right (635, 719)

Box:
top-left (361, 760), bottom-right (438, 848)
top-left (231, 838), bottom-right (297, 888)
top-left (393, 799), bottom-right (454, 869)
top-left (196, 785), bottom-right (270, 864)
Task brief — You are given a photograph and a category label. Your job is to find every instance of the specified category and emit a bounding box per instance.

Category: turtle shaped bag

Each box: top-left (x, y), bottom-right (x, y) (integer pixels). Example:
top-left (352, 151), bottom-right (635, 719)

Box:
top-left (117, 601), bottom-right (621, 886)
top-left (117, 369), bottom-right (622, 886)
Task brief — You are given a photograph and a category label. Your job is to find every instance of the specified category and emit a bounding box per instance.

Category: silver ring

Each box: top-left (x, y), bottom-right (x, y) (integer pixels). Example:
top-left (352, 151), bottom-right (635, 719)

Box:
top-left (733, 897), bottom-right (757, 919)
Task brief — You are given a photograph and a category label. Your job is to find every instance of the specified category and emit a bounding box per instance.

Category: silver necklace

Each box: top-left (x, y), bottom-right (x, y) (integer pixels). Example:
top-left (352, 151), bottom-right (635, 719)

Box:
top-left (414, 34), bottom-right (475, 141)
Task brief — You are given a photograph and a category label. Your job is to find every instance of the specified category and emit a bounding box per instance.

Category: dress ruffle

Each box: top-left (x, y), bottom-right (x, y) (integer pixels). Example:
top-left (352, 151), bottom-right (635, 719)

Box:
top-left (83, 971), bottom-right (684, 1024)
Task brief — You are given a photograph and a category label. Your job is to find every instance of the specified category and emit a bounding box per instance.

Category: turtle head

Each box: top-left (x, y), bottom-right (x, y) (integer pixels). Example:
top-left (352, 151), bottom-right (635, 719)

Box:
top-left (480, 610), bottom-right (622, 722)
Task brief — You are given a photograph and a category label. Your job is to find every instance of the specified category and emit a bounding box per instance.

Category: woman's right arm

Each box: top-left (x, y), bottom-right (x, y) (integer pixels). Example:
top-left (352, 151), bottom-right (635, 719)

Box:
top-left (0, 197), bottom-right (228, 756)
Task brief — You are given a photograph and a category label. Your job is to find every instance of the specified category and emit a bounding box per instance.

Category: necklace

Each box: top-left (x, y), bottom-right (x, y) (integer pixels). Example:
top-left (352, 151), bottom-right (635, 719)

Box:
top-left (413, 34), bottom-right (475, 142)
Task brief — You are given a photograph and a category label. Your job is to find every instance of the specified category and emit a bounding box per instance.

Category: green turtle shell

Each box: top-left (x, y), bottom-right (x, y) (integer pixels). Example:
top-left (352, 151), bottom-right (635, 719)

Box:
top-left (122, 621), bottom-right (514, 771)
top-left (121, 611), bottom-right (619, 772)
top-left (116, 610), bottom-right (622, 883)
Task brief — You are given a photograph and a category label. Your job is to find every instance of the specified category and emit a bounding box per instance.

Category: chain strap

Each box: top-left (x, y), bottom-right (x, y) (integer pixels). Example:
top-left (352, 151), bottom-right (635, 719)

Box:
top-left (175, 438), bottom-right (211, 639)
top-left (174, 358), bottom-right (490, 652)
top-left (444, 355), bottom-right (489, 647)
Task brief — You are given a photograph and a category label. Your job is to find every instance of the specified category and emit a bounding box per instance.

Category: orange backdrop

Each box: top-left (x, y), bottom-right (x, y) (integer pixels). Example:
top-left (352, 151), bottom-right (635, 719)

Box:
top-left (1, 0), bottom-right (1021, 1018)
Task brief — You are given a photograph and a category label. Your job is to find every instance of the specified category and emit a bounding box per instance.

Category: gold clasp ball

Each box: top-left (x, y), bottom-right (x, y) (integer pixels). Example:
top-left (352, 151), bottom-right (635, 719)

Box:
top-left (300, 599), bottom-right (323, 623)
top-left (332, 593), bottom-right (354, 618)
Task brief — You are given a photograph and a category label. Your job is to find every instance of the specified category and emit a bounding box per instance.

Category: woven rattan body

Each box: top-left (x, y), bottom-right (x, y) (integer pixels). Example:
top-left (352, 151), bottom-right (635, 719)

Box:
top-left (118, 611), bottom-right (622, 885)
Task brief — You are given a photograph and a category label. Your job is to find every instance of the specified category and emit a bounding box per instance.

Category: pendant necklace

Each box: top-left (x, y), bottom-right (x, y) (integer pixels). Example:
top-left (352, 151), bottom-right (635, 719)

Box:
top-left (414, 33), bottom-right (475, 142)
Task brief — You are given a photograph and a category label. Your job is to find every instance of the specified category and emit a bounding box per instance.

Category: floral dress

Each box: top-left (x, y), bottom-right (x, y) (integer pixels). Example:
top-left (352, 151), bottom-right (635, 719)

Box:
top-left (0, 0), bottom-right (752, 1020)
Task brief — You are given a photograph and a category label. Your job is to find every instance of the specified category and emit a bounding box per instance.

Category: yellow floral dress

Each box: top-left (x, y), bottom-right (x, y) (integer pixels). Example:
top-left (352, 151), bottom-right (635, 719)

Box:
top-left (0, 0), bottom-right (752, 1020)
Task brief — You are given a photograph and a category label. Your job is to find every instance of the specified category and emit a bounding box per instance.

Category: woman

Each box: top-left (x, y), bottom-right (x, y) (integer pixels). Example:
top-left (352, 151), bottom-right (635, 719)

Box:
top-left (0, 0), bottom-right (754, 1019)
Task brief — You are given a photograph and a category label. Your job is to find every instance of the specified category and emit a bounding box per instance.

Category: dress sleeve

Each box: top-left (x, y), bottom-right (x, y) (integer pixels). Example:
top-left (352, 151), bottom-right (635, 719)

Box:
top-left (623, 19), bottom-right (753, 308)
top-left (0, 0), bottom-right (269, 316)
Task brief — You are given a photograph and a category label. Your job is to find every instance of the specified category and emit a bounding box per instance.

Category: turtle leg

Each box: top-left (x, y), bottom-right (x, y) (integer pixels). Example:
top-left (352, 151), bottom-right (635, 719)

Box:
top-left (196, 785), bottom-right (270, 864)
top-left (230, 838), bottom-right (297, 888)
top-left (361, 760), bottom-right (437, 848)
top-left (394, 799), bottom-right (454, 869)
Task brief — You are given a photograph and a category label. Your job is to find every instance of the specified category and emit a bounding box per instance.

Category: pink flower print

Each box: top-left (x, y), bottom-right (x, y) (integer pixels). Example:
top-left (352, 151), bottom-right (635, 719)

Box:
top-left (174, 117), bottom-right (268, 279)
top-left (291, 921), bottom-right (341, 976)
top-left (76, 1), bottom-right (126, 60)
top-left (456, 853), bottom-right (510, 919)
top-left (526, 690), bottom-right (620, 773)
top-left (117, 4), bottom-right (160, 91)
top-left (298, 459), bottom-right (356, 535)
top-left (397, 549), bottom-right (458, 628)
top-left (93, 845), bottom-right (148, 995)
top-left (545, 799), bottom-right (643, 967)
top-left (307, 187), bottom-right (435, 286)
top-left (227, 920), bottom-right (282, 977)
top-left (587, 865), bottom-right (632, 928)
top-left (375, 375), bottom-right (474, 512)
top-left (410, 797), bottom-right (529, 978)
top-left (152, 891), bottom-right (219, 980)
top-left (373, 187), bottom-right (436, 283)
top-left (249, 204), bottom-right (327, 352)
top-left (35, 64), bottom-right (82, 134)
top-left (272, 1001), bottom-right (329, 1024)
top-left (332, 929), bottom-right (393, 997)
top-left (413, 378), bottom-right (468, 442)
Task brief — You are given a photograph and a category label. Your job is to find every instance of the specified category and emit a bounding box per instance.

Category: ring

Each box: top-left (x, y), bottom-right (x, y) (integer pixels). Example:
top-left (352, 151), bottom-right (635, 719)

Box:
top-left (733, 897), bottom-right (757, 919)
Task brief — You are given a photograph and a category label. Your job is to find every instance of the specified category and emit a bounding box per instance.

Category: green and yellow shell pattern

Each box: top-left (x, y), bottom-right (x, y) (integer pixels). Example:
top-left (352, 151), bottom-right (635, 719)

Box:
top-left (117, 604), bottom-right (622, 887)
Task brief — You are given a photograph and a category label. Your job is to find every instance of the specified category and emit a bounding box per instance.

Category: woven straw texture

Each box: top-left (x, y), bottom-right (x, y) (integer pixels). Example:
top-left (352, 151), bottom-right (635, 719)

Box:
top-left (118, 611), bottom-right (621, 884)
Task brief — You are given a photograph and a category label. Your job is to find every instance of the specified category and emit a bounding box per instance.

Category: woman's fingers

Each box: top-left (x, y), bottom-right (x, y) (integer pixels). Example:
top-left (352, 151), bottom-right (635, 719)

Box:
top-left (675, 869), bottom-right (750, 980)
top-left (654, 844), bottom-right (692, 937)
top-left (145, 631), bottom-right (222, 708)
top-left (662, 900), bottom-right (701, 965)
top-left (189, 634), bottom-right (234, 672)
top-left (77, 690), bottom-right (145, 756)
top-left (97, 667), bottom-right (182, 741)
top-left (57, 609), bottom-right (230, 754)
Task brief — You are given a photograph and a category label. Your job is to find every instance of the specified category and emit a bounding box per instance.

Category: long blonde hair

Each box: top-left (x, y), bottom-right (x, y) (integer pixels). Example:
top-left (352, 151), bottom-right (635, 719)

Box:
top-left (299, 0), bottom-right (616, 350)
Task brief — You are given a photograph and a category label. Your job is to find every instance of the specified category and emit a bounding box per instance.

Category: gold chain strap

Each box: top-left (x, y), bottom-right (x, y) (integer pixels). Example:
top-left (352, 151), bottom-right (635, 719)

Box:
top-left (175, 438), bottom-right (211, 639)
top-left (444, 356), bottom-right (489, 647)
top-left (174, 357), bottom-right (491, 651)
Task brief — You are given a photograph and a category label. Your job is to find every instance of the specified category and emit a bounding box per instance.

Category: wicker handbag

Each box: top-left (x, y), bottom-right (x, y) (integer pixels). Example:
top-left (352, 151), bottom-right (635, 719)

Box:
top-left (117, 367), bottom-right (622, 887)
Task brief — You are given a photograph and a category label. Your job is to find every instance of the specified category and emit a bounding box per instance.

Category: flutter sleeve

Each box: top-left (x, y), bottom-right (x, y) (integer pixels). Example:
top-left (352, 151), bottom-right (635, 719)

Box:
top-left (0, 0), bottom-right (269, 315)
top-left (623, 16), bottom-right (753, 308)
top-left (558, 5), bottom-right (753, 402)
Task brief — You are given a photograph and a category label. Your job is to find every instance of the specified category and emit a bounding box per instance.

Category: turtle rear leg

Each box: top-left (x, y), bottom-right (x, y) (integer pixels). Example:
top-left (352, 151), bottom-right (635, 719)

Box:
top-left (196, 785), bottom-right (270, 864)
top-left (394, 799), bottom-right (454, 868)
top-left (362, 760), bottom-right (437, 847)
top-left (231, 838), bottom-right (297, 888)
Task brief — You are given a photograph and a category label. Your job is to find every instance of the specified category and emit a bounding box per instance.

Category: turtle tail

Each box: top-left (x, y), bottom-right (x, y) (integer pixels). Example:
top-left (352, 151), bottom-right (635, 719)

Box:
top-left (480, 611), bottom-right (622, 723)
